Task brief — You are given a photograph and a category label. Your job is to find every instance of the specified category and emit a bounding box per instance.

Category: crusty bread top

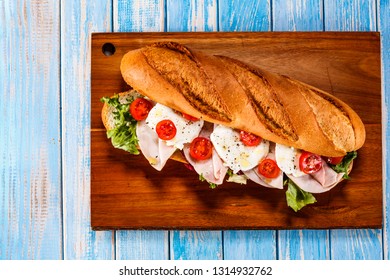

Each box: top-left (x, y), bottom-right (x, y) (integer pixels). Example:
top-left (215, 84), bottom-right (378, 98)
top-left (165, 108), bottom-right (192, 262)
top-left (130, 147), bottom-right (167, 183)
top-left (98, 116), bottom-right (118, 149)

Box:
top-left (120, 42), bottom-right (366, 157)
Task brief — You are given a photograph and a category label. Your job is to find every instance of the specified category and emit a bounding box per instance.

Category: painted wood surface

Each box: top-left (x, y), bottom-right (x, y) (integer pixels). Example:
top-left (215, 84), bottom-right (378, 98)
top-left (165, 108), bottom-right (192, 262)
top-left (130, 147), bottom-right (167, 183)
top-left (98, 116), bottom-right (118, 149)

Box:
top-left (380, 0), bottom-right (390, 260)
top-left (1, 0), bottom-right (389, 260)
top-left (61, 0), bottom-right (114, 260)
top-left (0, 0), bottom-right (62, 260)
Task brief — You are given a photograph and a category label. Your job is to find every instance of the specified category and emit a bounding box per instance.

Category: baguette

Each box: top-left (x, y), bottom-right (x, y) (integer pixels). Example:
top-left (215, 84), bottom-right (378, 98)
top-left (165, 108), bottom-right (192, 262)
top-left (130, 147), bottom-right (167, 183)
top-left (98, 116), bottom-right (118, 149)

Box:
top-left (120, 42), bottom-right (365, 157)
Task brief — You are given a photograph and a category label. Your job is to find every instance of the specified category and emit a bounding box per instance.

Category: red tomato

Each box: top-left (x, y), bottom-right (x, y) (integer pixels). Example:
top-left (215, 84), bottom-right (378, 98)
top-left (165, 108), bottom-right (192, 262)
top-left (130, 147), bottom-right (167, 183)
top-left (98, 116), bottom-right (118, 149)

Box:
top-left (189, 137), bottom-right (213, 160)
top-left (258, 158), bottom-right (280, 179)
top-left (323, 156), bottom-right (344, 165)
top-left (130, 98), bottom-right (153, 121)
top-left (182, 113), bottom-right (199, 121)
top-left (239, 130), bottom-right (262, 146)
top-left (156, 120), bottom-right (176, 140)
top-left (299, 151), bottom-right (323, 174)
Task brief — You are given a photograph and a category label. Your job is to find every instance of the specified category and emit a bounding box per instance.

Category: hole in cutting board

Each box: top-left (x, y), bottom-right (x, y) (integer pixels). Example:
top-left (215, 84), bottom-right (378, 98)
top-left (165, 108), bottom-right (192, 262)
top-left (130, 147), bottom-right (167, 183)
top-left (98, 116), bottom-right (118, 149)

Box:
top-left (102, 42), bottom-right (116, 56)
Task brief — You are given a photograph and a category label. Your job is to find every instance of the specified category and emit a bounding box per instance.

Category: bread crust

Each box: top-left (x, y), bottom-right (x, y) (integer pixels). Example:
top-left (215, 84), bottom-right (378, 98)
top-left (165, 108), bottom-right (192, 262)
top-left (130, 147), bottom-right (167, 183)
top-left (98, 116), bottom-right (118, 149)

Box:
top-left (120, 42), bottom-right (365, 157)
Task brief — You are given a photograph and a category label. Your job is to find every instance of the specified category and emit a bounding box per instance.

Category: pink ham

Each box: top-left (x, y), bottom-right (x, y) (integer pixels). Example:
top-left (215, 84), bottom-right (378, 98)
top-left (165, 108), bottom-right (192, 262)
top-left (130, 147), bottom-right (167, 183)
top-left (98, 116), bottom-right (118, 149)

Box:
top-left (183, 124), bottom-right (228, 185)
top-left (287, 168), bottom-right (345, 194)
top-left (136, 120), bottom-right (176, 171)
top-left (311, 159), bottom-right (342, 187)
top-left (243, 148), bottom-right (283, 189)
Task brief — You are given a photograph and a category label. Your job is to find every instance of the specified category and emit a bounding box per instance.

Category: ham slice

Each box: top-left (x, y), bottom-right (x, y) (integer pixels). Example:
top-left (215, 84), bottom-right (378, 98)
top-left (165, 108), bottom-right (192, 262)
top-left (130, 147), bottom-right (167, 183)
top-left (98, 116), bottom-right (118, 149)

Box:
top-left (311, 159), bottom-right (342, 187)
top-left (136, 120), bottom-right (176, 171)
top-left (287, 165), bottom-right (345, 194)
top-left (183, 124), bottom-right (228, 185)
top-left (244, 147), bottom-right (283, 189)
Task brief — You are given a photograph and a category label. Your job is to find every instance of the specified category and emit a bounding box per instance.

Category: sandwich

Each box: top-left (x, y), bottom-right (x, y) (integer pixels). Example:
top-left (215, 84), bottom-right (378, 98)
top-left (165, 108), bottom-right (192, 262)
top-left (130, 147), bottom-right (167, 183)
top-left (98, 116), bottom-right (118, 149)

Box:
top-left (100, 42), bottom-right (365, 212)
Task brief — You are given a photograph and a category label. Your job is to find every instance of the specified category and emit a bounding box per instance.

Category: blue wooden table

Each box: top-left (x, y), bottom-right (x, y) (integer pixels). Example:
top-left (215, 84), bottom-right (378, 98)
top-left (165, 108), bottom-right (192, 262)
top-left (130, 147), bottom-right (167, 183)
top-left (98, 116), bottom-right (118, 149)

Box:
top-left (0, 0), bottom-right (388, 260)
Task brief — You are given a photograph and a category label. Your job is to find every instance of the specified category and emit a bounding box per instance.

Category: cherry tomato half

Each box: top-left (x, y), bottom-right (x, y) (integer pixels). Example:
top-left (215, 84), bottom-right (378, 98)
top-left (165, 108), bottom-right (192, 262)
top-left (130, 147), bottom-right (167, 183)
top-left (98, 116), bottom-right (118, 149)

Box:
top-left (239, 130), bottom-right (262, 146)
top-left (258, 158), bottom-right (280, 179)
top-left (156, 120), bottom-right (177, 140)
top-left (189, 137), bottom-right (213, 161)
top-left (299, 151), bottom-right (323, 174)
top-left (130, 98), bottom-right (153, 121)
top-left (182, 113), bottom-right (199, 121)
top-left (323, 156), bottom-right (344, 165)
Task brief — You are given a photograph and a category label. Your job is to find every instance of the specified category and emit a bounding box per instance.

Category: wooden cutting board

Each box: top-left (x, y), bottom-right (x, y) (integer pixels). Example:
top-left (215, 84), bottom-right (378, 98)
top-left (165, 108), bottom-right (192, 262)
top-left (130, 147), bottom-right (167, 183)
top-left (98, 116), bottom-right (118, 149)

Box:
top-left (91, 32), bottom-right (382, 230)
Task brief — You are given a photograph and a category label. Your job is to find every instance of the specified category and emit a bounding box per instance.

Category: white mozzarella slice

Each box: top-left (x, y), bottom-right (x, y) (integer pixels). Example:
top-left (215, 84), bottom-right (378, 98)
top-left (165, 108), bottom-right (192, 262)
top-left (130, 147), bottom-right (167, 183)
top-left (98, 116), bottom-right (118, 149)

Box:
top-left (244, 147), bottom-right (284, 189)
top-left (145, 103), bottom-right (204, 150)
top-left (136, 120), bottom-right (176, 171)
top-left (275, 143), bottom-right (306, 177)
top-left (183, 124), bottom-right (228, 185)
top-left (210, 125), bottom-right (269, 174)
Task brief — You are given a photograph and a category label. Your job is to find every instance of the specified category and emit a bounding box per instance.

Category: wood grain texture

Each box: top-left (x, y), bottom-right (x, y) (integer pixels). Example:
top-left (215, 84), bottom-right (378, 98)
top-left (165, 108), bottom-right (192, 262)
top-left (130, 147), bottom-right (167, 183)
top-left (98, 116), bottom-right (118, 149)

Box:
top-left (114, 0), bottom-right (169, 260)
top-left (0, 0), bottom-right (62, 260)
top-left (218, 0), bottom-right (275, 261)
top-left (170, 231), bottom-right (222, 260)
top-left (273, 0), bottom-right (323, 31)
top-left (223, 231), bottom-right (276, 259)
top-left (90, 32), bottom-right (382, 231)
top-left (324, 0), bottom-right (377, 31)
top-left (167, 0), bottom-right (217, 31)
top-left (273, 0), bottom-right (327, 260)
top-left (330, 229), bottom-right (382, 259)
top-left (380, 0), bottom-right (390, 260)
top-left (219, 0), bottom-right (270, 31)
top-left (116, 231), bottom-right (169, 259)
top-left (279, 230), bottom-right (330, 260)
top-left (114, 0), bottom-right (164, 32)
top-left (324, 0), bottom-right (383, 260)
top-left (61, 0), bottom-right (114, 259)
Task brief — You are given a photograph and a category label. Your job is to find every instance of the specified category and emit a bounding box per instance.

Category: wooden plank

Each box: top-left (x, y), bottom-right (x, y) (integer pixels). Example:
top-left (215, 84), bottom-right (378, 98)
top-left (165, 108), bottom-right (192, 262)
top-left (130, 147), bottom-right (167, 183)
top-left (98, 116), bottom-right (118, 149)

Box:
top-left (330, 229), bottom-right (382, 259)
top-left (324, 0), bottom-right (377, 31)
top-left (0, 0), bottom-right (62, 259)
top-left (90, 32), bottom-right (382, 230)
top-left (116, 231), bottom-right (169, 259)
top-left (272, 0), bottom-right (327, 260)
top-left (218, 0), bottom-right (275, 261)
top-left (170, 231), bottom-right (222, 260)
top-left (279, 231), bottom-right (330, 259)
top-left (219, 0), bottom-right (270, 31)
top-left (223, 231), bottom-right (276, 259)
top-left (324, 0), bottom-right (383, 260)
top-left (272, 0), bottom-right (323, 31)
top-left (166, 0), bottom-right (217, 31)
top-left (166, 1), bottom-right (222, 260)
top-left (380, 0), bottom-right (390, 260)
top-left (114, 0), bottom-right (169, 260)
top-left (61, 0), bottom-right (114, 259)
top-left (114, 0), bottom-right (164, 32)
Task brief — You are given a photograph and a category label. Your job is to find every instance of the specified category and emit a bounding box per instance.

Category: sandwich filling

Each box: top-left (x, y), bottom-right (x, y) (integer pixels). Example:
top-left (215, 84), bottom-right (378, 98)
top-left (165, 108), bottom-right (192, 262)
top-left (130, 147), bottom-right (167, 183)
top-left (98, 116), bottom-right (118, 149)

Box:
top-left (101, 92), bottom-right (357, 212)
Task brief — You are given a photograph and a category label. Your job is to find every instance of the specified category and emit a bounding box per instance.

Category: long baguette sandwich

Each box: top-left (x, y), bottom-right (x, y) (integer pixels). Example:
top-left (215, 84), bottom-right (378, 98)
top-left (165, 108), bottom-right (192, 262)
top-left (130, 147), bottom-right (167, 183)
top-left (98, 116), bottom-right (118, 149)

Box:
top-left (101, 42), bottom-right (365, 211)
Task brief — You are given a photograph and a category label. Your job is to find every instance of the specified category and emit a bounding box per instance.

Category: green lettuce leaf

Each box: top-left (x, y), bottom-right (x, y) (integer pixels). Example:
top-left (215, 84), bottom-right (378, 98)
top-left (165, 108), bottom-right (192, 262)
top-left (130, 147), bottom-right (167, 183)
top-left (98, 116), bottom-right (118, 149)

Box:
top-left (101, 95), bottom-right (140, 155)
top-left (286, 179), bottom-right (317, 212)
top-left (330, 151), bottom-right (357, 179)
